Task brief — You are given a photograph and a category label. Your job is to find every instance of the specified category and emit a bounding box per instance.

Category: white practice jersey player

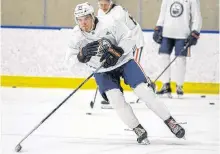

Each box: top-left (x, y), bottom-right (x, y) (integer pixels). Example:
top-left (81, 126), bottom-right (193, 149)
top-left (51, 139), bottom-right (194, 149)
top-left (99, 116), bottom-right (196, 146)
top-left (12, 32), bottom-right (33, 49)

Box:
top-left (65, 16), bottom-right (135, 73)
top-left (157, 0), bottom-right (202, 38)
top-left (98, 4), bottom-right (145, 50)
top-left (64, 3), bottom-right (186, 144)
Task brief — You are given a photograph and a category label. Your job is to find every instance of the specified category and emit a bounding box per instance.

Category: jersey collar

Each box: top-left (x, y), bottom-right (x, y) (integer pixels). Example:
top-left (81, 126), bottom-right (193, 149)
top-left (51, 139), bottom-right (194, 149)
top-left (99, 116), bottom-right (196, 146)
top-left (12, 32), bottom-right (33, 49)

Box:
top-left (105, 4), bottom-right (116, 14)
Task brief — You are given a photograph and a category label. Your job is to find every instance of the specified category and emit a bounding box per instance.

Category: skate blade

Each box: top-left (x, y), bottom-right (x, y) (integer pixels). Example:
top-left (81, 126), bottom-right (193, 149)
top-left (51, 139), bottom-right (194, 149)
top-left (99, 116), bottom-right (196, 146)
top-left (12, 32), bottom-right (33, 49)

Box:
top-left (140, 138), bottom-right (150, 145)
top-left (167, 93), bottom-right (173, 99)
top-left (182, 136), bottom-right (186, 140)
top-left (101, 105), bottom-right (113, 109)
top-left (157, 93), bottom-right (173, 99)
top-left (177, 94), bottom-right (184, 99)
top-left (124, 128), bottom-right (133, 131)
top-left (174, 122), bottom-right (187, 125)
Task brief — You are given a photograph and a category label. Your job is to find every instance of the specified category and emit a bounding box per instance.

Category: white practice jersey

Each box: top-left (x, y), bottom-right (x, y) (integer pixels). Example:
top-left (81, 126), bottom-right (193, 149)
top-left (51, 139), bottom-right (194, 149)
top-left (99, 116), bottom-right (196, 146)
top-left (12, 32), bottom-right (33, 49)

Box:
top-left (98, 4), bottom-right (145, 48)
top-left (156, 0), bottom-right (202, 39)
top-left (64, 16), bottom-right (135, 73)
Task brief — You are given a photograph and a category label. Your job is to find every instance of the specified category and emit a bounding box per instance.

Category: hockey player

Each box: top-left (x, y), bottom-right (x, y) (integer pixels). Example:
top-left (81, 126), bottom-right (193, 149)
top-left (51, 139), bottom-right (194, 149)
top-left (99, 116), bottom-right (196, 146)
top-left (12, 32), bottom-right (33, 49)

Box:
top-left (97, 0), bottom-right (145, 106)
top-left (97, 0), bottom-right (145, 63)
top-left (153, 0), bottom-right (202, 97)
top-left (65, 2), bottom-right (185, 144)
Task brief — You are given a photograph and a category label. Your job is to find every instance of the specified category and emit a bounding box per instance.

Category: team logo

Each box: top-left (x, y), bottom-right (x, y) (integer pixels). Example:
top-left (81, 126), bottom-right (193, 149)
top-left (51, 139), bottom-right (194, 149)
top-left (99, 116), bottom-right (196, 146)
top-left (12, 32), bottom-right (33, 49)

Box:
top-left (170, 2), bottom-right (184, 17)
top-left (78, 5), bottom-right (82, 10)
top-left (106, 31), bottom-right (111, 35)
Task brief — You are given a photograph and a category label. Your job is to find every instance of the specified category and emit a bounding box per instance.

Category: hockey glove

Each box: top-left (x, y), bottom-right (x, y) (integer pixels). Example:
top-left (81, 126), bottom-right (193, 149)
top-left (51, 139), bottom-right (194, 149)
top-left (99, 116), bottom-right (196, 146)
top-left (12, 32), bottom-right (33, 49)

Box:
top-left (153, 26), bottom-right (163, 44)
top-left (99, 38), bottom-right (124, 68)
top-left (77, 41), bottom-right (99, 63)
top-left (185, 30), bottom-right (200, 46)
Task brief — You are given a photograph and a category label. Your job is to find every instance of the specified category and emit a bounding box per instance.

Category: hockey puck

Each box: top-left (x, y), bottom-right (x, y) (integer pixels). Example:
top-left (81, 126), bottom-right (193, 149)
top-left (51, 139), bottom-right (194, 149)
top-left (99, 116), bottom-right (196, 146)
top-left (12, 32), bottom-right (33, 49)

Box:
top-left (12, 86), bottom-right (16, 88)
top-left (86, 112), bottom-right (92, 115)
top-left (201, 95), bottom-right (206, 98)
top-left (209, 102), bottom-right (215, 105)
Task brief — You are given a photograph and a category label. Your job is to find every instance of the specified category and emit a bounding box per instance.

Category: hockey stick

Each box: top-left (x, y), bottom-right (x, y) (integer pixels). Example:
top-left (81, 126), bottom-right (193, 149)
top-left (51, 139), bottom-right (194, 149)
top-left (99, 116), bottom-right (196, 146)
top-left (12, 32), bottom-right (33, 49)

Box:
top-left (135, 43), bottom-right (190, 103)
top-left (153, 43), bottom-right (190, 83)
top-left (89, 88), bottom-right (111, 110)
top-left (90, 87), bottom-right (98, 108)
top-left (14, 63), bottom-right (104, 152)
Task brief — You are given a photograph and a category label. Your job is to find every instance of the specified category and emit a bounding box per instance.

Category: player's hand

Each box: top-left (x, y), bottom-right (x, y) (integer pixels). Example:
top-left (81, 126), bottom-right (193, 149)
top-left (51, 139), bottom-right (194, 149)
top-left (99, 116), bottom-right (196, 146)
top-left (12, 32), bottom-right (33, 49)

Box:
top-left (185, 30), bottom-right (200, 46)
top-left (99, 38), bottom-right (124, 68)
top-left (153, 26), bottom-right (163, 44)
top-left (77, 41), bottom-right (99, 63)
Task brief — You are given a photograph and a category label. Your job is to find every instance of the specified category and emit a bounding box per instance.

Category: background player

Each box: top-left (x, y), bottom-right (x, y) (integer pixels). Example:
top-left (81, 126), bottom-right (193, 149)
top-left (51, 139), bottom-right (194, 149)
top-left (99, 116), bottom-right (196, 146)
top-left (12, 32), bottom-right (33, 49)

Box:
top-left (153, 0), bottom-right (202, 97)
top-left (97, 0), bottom-right (145, 106)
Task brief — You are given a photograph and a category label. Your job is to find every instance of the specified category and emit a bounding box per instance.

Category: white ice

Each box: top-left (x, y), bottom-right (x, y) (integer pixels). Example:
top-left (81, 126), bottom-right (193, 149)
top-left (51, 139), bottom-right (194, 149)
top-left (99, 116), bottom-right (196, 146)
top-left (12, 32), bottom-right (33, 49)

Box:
top-left (1, 87), bottom-right (220, 154)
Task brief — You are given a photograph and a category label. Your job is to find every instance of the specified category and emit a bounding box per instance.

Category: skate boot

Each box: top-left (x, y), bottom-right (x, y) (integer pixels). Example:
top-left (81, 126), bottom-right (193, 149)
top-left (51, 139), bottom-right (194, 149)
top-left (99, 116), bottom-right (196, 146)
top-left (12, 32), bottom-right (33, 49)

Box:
top-left (176, 85), bottom-right (184, 98)
top-left (101, 100), bottom-right (113, 109)
top-left (156, 83), bottom-right (172, 98)
top-left (164, 116), bottom-right (185, 139)
top-left (133, 124), bottom-right (150, 145)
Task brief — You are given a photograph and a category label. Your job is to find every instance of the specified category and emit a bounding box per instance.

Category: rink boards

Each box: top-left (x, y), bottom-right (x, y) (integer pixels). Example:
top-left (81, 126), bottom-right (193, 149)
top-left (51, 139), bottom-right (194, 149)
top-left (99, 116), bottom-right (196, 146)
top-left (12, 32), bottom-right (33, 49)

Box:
top-left (1, 27), bottom-right (219, 94)
top-left (1, 75), bottom-right (219, 94)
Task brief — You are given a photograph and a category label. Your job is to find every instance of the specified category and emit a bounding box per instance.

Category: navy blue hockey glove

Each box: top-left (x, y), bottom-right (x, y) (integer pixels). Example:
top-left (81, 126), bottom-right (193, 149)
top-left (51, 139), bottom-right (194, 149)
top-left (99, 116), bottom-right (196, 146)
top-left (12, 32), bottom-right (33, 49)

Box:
top-left (77, 41), bottom-right (99, 63)
top-left (185, 30), bottom-right (200, 46)
top-left (153, 26), bottom-right (163, 44)
top-left (99, 38), bottom-right (124, 68)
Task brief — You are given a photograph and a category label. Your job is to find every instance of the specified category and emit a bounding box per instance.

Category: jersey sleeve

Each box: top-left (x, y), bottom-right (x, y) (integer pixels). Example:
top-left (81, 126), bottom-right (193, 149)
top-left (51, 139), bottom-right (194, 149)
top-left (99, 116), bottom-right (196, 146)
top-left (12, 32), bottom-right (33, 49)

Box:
top-left (110, 20), bottom-right (135, 55)
top-left (190, 0), bottom-right (202, 32)
top-left (116, 6), bottom-right (127, 22)
top-left (64, 29), bottom-right (81, 69)
top-left (156, 0), bottom-right (168, 26)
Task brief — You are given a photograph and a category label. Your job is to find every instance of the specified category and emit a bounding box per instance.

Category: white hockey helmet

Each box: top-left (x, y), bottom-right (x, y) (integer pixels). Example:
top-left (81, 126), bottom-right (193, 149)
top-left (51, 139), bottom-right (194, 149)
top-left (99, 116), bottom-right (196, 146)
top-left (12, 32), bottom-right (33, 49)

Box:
top-left (74, 2), bottom-right (95, 19)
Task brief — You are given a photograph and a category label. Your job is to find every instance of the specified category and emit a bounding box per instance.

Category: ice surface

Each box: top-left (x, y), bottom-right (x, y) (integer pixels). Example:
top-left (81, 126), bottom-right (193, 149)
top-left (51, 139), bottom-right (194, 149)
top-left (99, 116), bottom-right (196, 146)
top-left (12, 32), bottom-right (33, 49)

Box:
top-left (1, 87), bottom-right (219, 154)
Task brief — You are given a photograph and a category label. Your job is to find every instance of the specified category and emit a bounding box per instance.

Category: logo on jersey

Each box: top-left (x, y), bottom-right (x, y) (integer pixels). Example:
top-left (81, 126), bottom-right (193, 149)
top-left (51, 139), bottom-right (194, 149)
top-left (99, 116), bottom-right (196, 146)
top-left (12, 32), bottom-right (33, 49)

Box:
top-left (170, 2), bottom-right (184, 17)
top-left (106, 31), bottom-right (111, 35)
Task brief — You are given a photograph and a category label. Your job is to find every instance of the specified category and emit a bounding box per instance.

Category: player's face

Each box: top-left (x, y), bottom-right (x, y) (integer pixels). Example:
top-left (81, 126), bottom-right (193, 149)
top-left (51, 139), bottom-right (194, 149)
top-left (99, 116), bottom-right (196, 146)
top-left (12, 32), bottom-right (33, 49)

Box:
top-left (98, 0), bottom-right (111, 13)
top-left (76, 15), bottom-right (93, 32)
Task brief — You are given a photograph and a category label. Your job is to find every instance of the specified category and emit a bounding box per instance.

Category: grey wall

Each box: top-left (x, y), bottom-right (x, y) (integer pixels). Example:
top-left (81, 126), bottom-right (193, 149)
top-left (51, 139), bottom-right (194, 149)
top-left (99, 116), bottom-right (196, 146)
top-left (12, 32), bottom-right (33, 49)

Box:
top-left (1, 0), bottom-right (219, 30)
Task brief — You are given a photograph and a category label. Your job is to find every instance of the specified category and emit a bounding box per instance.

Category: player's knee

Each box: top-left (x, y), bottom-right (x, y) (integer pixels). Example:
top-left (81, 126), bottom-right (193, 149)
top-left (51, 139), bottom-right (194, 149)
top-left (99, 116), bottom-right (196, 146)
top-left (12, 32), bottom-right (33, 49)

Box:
top-left (159, 53), bottom-right (170, 59)
top-left (134, 82), bottom-right (156, 102)
top-left (105, 89), bottom-right (126, 108)
top-left (176, 56), bottom-right (186, 68)
top-left (176, 56), bottom-right (186, 62)
top-left (175, 52), bottom-right (187, 57)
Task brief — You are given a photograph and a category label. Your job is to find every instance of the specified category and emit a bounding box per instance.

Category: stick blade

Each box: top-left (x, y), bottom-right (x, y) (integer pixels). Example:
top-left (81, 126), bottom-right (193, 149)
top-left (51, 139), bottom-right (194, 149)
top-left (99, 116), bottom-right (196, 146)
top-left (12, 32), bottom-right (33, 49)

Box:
top-left (90, 101), bottom-right (94, 108)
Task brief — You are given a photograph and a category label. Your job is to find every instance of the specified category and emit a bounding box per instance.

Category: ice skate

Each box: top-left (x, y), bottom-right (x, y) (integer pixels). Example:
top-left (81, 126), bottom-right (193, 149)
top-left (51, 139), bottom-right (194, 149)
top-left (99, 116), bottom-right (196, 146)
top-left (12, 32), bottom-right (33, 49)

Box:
top-left (164, 116), bottom-right (185, 139)
top-left (176, 85), bottom-right (184, 98)
top-left (156, 83), bottom-right (172, 98)
top-left (133, 124), bottom-right (150, 145)
top-left (101, 100), bottom-right (113, 109)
